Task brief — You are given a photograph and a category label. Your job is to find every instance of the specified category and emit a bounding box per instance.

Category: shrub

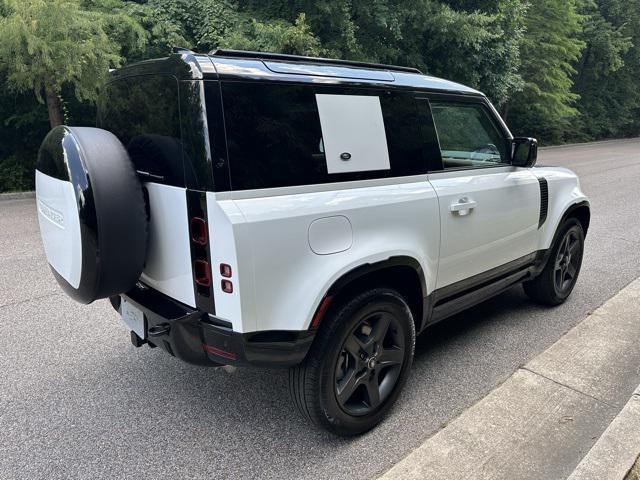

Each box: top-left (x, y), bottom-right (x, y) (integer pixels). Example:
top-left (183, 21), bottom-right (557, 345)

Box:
top-left (0, 155), bottom-right (35, 193)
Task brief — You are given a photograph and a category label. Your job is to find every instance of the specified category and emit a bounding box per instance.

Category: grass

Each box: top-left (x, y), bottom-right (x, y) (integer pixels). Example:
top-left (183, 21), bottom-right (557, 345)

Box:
top-left (625, 454), bottom-right (640, 480)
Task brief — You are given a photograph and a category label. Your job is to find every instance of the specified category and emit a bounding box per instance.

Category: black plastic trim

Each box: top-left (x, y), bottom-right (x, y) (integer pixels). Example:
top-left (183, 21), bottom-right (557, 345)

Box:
top-left (533, 200), bottom-right (591, 272)
top-left (433, 253), bottom-right (537, 306)
top-left (425, 252), bottom-right (543, 326)
top-left (538, 177), bottom-right (549, 228)
top-left (562, 200), bottom-right (591, 235)
top-left (204, 81), bottom-right (232, 192)
top-left (430, 269), bottom-right (530, 323)
top-left (118, 285), bottom-right (315, 368)
top-left (186, 189), bottom-right (215, 314)
top-left (326, 256), bottom-right (427, 301)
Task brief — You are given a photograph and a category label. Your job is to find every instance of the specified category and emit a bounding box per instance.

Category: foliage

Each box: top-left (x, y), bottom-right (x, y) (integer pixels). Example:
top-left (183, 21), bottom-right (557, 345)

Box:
top-left (0, 155), bottom-right (34, 192)
top-left (238, 0), bottom-right (526, 105)
top-left (506, 0), bottom-right (586, 142)
top-left (1, 0), bottom-right (640, 191)
top-left (0, 0), bottom-right (142, 106)
top-left (220, 13), bottom-right (323, 56)
top-left (572, 0), bottom-right (640, 139)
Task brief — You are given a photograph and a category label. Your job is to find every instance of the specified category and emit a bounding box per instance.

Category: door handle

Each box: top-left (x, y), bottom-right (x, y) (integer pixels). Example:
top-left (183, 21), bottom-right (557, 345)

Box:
top-left (450, 198), bottom-right (477, 216)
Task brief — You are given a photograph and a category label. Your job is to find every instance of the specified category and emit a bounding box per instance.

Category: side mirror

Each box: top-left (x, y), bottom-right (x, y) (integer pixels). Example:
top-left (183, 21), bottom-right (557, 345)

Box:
top-left (511, 137), bottom-right (538, 167)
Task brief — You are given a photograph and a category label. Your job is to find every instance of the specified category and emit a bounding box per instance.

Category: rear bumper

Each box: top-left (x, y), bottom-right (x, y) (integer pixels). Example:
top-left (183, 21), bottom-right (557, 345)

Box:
top-left (113, 285), bottom-right (315, 368)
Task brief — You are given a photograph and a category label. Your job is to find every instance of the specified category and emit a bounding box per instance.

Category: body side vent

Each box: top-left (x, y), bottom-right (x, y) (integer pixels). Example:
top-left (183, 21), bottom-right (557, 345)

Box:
top-left (538, 177), bottom-right (549, 228)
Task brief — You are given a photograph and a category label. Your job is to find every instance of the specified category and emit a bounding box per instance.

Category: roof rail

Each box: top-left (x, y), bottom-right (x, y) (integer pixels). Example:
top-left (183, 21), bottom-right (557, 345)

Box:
top-left (171, 46), bottom-right (194, 54)
top-left (209, 49), bottom-right (422, 75)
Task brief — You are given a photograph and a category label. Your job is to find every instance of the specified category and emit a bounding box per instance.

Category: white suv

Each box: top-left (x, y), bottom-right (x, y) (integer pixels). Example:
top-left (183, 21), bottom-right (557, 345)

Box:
top-left (35, 49), bottom-right (590, 436)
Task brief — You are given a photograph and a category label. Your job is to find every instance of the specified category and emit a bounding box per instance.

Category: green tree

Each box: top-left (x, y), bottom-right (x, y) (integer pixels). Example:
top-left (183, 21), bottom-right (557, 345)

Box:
top-left (220, 13), bottom-right (323, 56)
top-left (418, 0), bottom-right (526, 107)
top-left (238, 0), bottom-right (526, 105)
top-left (572, 0), bottom-right (638, 139)
top-left (0, 0), bottom-right (144, 128)
top-left (507, 0), bottom-right (586, 142)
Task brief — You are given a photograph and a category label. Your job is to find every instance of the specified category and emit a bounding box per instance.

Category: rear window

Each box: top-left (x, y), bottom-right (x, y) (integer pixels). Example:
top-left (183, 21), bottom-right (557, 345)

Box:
top-left (220, 82), bottom-right (429, 190)
top-left (97, 75), bottom-right (185, 186)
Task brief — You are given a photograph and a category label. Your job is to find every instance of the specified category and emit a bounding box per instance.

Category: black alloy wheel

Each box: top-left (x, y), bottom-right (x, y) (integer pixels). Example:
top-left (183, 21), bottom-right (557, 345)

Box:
top-left (523, 218), bottom-right (585, 305)
top-left (289, 288), bottom-right (415, 436)
top-left (553, 229), bottom-right (581, 295)
top-left (335, 311), bottom-right (405, 416)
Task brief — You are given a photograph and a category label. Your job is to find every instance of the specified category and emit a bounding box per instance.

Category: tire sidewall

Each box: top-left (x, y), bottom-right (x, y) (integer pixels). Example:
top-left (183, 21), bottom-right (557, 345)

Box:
top-left (316, 290), bottom-right (415, 435)
top-left (548, 219), bottom-right (585, 301)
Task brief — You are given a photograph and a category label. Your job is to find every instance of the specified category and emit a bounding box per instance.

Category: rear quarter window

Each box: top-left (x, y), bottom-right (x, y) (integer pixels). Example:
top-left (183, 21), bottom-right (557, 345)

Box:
top-left (97, 75), bottom-right (185, 186)
top-left (219, 82), bottom-right (431, 190)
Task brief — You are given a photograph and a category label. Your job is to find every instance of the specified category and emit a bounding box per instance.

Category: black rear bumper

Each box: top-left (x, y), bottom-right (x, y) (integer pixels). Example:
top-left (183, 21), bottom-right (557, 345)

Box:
top-left (113, 285), bottom-right (315, 368)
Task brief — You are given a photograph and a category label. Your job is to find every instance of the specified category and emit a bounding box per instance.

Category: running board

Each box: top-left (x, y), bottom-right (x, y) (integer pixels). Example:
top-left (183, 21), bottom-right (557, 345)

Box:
top-left (430, 269), bottom-right (531, 324)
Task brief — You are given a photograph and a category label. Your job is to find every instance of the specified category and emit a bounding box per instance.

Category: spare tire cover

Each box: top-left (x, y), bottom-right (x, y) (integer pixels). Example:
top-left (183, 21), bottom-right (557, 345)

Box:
top-left (35, 126), bottom-right (148, 304)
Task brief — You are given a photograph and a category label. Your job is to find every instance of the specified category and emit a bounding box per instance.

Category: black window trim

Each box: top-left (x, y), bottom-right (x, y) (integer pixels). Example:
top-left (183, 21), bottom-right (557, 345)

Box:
top-left (417, 93), bottom-right (513, 174)
top-left (217, 79), bottom-right (435, 191)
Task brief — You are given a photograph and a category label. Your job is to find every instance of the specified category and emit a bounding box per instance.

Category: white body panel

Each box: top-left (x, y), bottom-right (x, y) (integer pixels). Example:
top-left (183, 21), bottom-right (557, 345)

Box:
top-left (428, 166), bottom-right (541, 288)
top-left (210, 176), bottom-right (441, 333)
top-left (532, 166), bottom-right (589, 250)
top-left (35, 170), bottom-right (83, 288)
top-left (140, 183), bottom-right (195, 307)
top-left (142, 165), bottom-right (587, 335)
top-left (206, 194), bottom-right (253, 332)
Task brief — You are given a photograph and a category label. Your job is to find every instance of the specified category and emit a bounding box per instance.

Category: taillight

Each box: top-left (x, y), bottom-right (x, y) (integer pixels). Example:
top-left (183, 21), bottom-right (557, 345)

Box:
top-left (190, 217), bottom-right (208, 245)
top-left (194, 260), bottom-right (211, 287)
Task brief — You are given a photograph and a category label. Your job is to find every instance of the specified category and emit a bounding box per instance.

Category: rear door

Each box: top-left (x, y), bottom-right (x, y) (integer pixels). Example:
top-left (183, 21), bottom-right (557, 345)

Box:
top-left (426, 98), bottom-right (540, 289)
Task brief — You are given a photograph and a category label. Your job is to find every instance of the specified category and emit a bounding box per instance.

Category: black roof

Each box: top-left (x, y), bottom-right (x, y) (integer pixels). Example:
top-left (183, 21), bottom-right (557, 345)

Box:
top-left (209, 49), bottom-right (423, 74)
top-left (109, 49), bottom-right (481, 96)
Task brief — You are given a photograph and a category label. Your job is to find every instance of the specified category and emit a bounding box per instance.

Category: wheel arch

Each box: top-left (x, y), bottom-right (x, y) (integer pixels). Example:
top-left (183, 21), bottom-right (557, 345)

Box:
top-left (563, 201), bottom-right (590, 236)
top-left (312, 256), bottom-right (428, 333)
top-left (536, 200), bottom-right (590, 274)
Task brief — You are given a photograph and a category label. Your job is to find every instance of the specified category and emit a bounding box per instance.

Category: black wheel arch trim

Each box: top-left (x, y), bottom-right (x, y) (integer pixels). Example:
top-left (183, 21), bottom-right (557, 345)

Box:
top-left (529, 200), bottom-right (590, 281)
top-left (313, 256), bottom-right (428, 330)
top-left (561, 200), bottom-right (591, 234)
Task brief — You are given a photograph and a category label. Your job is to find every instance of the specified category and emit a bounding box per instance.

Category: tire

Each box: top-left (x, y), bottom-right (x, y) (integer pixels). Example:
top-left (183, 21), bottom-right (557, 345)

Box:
top-left (523, 218), bottom-right (585, 305)
top-left (289, 288), bottom-right (416, 436)
top-left (36, 126), bottom-right (148, 304)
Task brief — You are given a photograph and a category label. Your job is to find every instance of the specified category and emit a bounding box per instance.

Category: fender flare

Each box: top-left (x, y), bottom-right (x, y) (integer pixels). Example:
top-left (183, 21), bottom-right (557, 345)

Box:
top-left (536, 200), bottom-right (590, 273)
top-left (310, 255), bottom-right (428, 330)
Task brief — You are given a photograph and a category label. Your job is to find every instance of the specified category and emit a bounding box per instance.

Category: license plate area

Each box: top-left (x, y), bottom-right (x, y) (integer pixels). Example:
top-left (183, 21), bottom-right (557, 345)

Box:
top-left (121, 299), bottom-right (146, 339)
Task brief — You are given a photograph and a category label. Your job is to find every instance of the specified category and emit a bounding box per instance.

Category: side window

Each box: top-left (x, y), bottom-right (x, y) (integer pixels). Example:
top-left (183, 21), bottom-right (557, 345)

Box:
top-left (219, 82), bottom-right (427, 190)
top-left (430, 102), bottom-right (508, 170)
top-left (97, 75), bottom-right (185, 186)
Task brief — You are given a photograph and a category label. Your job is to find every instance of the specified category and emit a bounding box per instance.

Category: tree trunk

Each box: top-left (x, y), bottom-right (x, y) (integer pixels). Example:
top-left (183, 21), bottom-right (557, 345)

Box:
top-left (45, 87), bottom-right (63, 128)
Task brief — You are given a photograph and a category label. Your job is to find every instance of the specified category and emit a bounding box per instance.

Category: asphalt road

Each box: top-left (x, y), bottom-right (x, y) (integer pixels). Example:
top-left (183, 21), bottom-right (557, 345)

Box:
top-left (1, 138), bottom-right (639, 480)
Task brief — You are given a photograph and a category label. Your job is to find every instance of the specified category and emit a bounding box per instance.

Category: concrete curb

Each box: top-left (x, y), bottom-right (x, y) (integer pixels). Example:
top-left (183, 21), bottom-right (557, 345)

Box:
top-left (567, 386), bottom-right (640, 480)
top-left (379, 278), bottom-right (640, 480)
top-left (0, 191), bottom-right (35, 201)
